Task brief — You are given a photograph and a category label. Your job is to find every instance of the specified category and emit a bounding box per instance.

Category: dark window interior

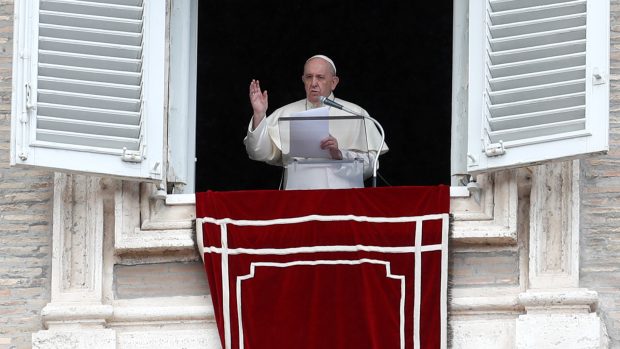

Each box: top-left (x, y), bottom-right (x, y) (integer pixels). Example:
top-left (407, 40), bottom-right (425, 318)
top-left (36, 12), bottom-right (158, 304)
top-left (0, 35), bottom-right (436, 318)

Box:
top-left (195, 1), bottom-right (453, 192)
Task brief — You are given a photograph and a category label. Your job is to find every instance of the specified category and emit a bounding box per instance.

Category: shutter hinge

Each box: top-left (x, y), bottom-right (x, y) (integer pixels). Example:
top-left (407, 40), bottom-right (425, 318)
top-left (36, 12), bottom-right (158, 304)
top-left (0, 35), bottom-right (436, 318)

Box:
top-left (150, 161), bottom-right (161, 176)
top-left (18, 83), bottom-right (35, 161)
top-left (25, 83), bottom-right (35, 112)
top-left (485, 141), bottom-right (505, 157)
top-left (592, 68), bottom-right (606, 86)
top-left (121, 146), bottom-right (145, 163)
top-left (20, 83), bottom-right (35, 123)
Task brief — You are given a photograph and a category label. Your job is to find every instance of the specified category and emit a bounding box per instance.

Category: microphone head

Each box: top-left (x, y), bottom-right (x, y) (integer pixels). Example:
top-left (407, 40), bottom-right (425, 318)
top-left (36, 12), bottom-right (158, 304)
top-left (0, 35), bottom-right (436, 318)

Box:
top-left (319, 96), bottom-right (327, 104)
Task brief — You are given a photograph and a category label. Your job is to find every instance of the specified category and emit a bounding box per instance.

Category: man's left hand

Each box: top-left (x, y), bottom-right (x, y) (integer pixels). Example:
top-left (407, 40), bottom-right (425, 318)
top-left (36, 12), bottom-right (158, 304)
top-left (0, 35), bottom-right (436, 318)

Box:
top-left (320, 135), bottom-right (343, 160)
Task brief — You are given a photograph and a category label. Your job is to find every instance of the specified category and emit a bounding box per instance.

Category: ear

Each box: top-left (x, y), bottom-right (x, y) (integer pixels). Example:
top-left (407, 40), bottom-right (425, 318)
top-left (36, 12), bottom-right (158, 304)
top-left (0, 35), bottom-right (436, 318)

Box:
top-left (331, 76), bottom-right (340, 90)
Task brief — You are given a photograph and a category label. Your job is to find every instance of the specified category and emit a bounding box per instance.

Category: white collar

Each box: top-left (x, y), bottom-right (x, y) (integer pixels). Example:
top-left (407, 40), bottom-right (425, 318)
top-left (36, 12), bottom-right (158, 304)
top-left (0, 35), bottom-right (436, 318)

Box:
top-left (306, 92), bottom-right (335, 110)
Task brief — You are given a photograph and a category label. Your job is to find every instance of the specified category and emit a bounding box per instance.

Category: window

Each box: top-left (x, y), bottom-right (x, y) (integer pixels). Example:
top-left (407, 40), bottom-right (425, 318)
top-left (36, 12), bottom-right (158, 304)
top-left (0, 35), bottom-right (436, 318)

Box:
top-left (11, 0), bottom-right (165, 180)
top-left (463, 0), bottom-right (609, 174)
top-left (194, 1), bottom-right (453, 191)
top-left (11, 0), bottom-right (609, 193)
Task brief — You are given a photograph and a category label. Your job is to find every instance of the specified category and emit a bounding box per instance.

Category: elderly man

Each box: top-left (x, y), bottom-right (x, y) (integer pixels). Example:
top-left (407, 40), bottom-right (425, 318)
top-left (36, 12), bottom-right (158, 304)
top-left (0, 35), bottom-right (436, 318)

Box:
top-left (244, 55), bottom-right (388, 189)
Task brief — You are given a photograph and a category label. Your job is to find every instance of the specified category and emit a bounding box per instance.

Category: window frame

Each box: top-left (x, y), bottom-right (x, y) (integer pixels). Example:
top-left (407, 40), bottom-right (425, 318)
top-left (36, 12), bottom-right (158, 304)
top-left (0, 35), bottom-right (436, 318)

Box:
top-left (10, 0), bottom-right (167, 181)
top-left (463, 0), bottom-right (609, 175)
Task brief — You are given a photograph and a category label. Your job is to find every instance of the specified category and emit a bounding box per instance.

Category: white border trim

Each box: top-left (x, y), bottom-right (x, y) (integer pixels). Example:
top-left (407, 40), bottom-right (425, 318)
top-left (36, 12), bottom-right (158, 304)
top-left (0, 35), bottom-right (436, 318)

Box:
top-left (220, 224), bottom-right (231, 349)
top-left (196, 218), bottom-right (205, 263)
top-left (197, 213), bottom-right (449, 349)
top-left (440, 215), bottom-right (449, 349)
top-left (202, 244), bottom-right (443, 255)
top-left (197, 213), bottom-right (445, 227)
top-left (413, 220), bottom-right (422, 349)
top-left (236, 259), bottom-right (407, 349)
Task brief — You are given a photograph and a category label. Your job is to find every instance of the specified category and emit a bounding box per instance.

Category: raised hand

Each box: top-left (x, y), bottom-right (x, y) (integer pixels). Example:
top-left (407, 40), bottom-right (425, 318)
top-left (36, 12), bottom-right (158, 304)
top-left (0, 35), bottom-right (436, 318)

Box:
top-left (249, 79), bottom-right (268, 129)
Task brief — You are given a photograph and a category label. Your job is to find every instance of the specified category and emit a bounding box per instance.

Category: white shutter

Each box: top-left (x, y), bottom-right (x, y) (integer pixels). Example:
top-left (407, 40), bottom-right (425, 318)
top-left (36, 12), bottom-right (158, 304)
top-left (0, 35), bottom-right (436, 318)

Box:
top-left (11, 0), bottom-right (165, 180)
top-left (467, 0), bottom-right (609, 174)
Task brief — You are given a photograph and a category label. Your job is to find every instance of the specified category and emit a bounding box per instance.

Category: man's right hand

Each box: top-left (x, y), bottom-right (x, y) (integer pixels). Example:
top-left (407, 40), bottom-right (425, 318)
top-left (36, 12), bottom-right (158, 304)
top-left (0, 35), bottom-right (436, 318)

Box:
top-left (249, 79), bottom-right (268, 130)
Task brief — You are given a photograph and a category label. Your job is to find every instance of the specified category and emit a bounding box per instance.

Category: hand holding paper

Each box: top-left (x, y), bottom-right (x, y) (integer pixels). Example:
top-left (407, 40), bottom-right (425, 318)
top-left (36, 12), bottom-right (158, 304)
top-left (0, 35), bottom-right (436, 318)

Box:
top-left (288, 107), bottom-right (332, 159)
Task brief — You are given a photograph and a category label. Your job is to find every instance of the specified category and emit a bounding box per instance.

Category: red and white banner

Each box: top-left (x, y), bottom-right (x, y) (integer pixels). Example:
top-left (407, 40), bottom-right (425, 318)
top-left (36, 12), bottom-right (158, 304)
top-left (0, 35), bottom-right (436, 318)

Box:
top-left (196, 186), bottom-right (449, 349)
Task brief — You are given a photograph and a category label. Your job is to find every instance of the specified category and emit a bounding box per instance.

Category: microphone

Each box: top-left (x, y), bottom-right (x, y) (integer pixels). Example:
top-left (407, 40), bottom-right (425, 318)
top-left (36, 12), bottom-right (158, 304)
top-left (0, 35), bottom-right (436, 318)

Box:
top-left (319, 96), bottom-right (345, 110)
top-left (320, 96), bottom-right (360, 116)
top-left (318, 95), bottom-right (386, 188)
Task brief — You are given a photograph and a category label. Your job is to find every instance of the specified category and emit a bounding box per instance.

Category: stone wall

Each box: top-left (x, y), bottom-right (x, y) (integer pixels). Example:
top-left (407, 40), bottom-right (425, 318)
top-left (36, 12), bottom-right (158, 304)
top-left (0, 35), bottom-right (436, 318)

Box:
top-left (114, 262), bottom-right (209, 299)
top-left (0, 1), bottom-right (53, 348)
top-left (580, 1), bottom-right (620, 347)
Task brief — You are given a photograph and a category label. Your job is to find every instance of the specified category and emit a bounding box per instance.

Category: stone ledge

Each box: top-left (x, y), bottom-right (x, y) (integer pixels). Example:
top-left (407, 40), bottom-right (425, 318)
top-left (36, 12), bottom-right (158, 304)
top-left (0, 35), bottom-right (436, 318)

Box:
top-left (42, 303), bottom-right (113, 325)
top-left (518, 288), bottom-right (598, 311)
top-left (33, 329), bottom-right (116, 349)
top-left (40, 296), bottom-right (216, 328)
top-left (111, 296), bottom-right (215, 324)
top-left (450, 295), bottom-right (523, 315)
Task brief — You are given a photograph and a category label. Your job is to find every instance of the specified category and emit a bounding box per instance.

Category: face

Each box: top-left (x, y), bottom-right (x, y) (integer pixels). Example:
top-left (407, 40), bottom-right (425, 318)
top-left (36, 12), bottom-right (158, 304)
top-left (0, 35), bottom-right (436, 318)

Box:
top-left (302, 58), bottom-right (339, 104)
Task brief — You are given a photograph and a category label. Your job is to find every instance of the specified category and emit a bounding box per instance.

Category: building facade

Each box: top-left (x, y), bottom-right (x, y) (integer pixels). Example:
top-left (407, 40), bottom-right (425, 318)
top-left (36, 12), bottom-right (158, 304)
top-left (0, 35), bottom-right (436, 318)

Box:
top-left (0, 0), bottom-right (618, 348)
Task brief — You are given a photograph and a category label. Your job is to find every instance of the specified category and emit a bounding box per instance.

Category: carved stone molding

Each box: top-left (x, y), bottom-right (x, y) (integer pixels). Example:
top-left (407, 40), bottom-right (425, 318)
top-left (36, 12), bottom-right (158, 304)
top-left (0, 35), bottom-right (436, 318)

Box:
top-left (114, 182), bottom-right (196, 257)
top-left (51, 173), bottom-right (104, 301)
top-left (515, 160), bottom-right (605, 348)
top-left (451, 170), bottom-right (519, 244)
top-left (528, 160), bottom-right (579, 289)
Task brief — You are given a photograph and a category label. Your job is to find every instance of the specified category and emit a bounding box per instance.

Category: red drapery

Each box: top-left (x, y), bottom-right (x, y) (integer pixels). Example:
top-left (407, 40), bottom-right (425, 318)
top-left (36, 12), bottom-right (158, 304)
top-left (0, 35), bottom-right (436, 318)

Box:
top-left (196, 186), bottom-right (449, 349)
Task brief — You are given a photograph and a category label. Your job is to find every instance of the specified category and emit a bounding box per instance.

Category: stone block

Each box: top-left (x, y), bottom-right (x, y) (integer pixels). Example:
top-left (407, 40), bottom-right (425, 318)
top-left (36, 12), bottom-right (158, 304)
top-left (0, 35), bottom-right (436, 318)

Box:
top-left (32, 330), bottom-right (115, 349)
top-left (515, 313), bottom-right (602, 349)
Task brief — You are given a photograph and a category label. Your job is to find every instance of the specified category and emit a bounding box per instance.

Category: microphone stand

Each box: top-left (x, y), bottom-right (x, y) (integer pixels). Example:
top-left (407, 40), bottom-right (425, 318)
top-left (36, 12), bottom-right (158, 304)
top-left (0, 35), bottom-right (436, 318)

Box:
top-left (319, 97), bottom-right (386, 187)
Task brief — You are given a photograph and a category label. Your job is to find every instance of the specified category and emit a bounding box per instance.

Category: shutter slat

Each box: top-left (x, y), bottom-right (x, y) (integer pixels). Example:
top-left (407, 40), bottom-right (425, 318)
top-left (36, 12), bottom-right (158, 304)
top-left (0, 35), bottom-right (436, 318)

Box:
top-left (489, 39), bottom-right (585, 65)
top-left (40, 0), bottom-right (143, 20)
top-left (39, 50), bottom-right (141, 72)
top-left (490, 26), bottom-right (585, 52)
top-left (36, 130), bottom-right (140, 151)
top-left (38, 76), bottom-right (141, 99)
top-left (37, 103), bottom-right (140, 125)
top-left (37, 116), bottom-right (140, 138)
top-left (40, 24), bottom-right (142, 46)
top-left (488, 119), bottom-right (585, 143)
top-left (39, 37), bottom-right (141, 59)
top-left (489, 67), bottom-right (585, 91)
top-left (489, 0), bottom-right (575, 13)
top-left (488, 79), bottom-right (585, 105)
top-left (40, 10), bottom-right (142, 32)
top-left (488, 106), bottom-right (584, 131)
top-left (489, 54), bottom-right (585, 78)
top-left (39, 64), bottom-right (141, 85)
top-left (38, 90), bottom-right (140, 112)
top-left (78, 0), bottom-right (143, 6)
top-left (488, 92), bottom-right (585, 118)
top-left (490, 1), bottom-right (586, 26)
top-left (489, 13), bottom-right (585, 39)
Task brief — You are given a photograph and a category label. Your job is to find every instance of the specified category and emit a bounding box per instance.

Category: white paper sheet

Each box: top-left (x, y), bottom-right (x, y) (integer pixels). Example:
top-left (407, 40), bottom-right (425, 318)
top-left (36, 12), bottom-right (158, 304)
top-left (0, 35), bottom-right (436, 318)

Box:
top-left (288, 106), bottom-right (331, 158)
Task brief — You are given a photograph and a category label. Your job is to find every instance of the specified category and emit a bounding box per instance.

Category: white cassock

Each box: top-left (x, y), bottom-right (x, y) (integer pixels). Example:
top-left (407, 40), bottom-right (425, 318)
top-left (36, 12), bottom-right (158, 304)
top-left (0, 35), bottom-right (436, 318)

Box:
top-left (244, 94), bottom-right (388, 190)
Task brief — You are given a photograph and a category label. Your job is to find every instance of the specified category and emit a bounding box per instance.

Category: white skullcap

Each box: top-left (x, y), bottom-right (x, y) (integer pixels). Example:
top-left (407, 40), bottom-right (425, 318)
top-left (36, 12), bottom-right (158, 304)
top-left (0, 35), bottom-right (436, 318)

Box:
top-left (307, 54), bottom-right (337, 75)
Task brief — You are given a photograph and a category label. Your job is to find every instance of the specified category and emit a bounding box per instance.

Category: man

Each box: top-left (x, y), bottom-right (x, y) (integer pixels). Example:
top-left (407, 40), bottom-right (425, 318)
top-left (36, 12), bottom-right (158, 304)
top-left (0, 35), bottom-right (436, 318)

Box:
top-left (244, 54), bottom-right (388, 189)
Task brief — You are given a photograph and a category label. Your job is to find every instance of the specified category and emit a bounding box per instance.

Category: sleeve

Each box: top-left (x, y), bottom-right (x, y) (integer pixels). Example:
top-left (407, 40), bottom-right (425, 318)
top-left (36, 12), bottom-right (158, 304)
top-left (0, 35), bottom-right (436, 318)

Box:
top-left (341, 149), bottom-right (377, 180)
top-left (243, 116), bottom-right (282, 165)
